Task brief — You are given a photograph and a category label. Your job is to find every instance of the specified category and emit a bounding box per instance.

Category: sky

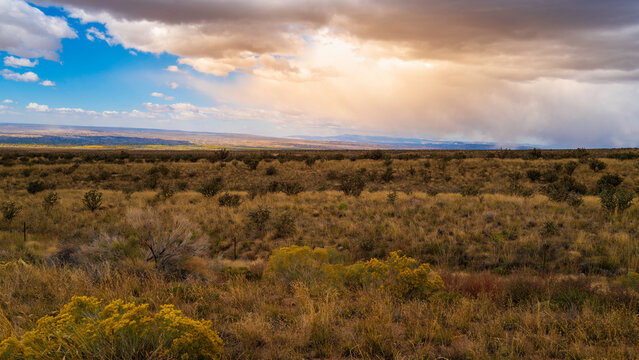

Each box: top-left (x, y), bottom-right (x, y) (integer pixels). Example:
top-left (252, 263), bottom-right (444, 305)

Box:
top-left (1, 0), bottom-right (639, 148)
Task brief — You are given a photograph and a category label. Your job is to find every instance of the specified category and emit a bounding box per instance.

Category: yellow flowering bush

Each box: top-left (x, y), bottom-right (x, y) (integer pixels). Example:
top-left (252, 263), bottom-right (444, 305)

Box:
top-left (0, 296), bottom-right (223, 360)
top-left (265, 245), bottom-right (342, 283)
top-left (265, 246), bottom-right (443, 299)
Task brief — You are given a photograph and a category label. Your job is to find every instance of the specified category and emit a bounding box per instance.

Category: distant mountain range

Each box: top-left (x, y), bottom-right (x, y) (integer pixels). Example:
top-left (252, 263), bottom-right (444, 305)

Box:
top-left (290, 134), bottom-right (531, 150)
top-left (0, 123), bottom-right (529, 150)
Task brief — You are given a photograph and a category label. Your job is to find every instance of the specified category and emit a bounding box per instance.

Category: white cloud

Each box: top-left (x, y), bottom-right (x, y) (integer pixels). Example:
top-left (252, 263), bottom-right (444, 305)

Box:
top-left (3, 56), bottom-right (37, 67)
top-left (1, 69), bottom-right (39, 82)
top-left (151, 92), bottom-right (175, 101)
top-left (40, 80), bottom-right (55, 86)
top-left (26, 102), bottom-right (49, 112)
top-left (169, 82), bottom-right (179, 89)
top-left (85, 27), bottom-right (115, 45)
top-left (165, 65), bottom-right (181, 72)
top-left (0, 0), bottom-right (76, 60)
top-left (2, 99), bottom-right (14, 104)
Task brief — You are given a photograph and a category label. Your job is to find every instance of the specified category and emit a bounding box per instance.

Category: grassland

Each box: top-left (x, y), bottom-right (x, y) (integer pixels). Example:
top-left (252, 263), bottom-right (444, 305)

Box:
top-left (0, 148), bottom-right (638, 359)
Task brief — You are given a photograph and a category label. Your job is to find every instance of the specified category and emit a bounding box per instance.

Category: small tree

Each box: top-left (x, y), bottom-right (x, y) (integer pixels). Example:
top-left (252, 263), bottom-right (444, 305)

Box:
top-left (42, 192), bottom-right (59, 212)
top-left (83, 190), bottom-right (103, 212)
top-left (1, 201), bottom-right (21, 223)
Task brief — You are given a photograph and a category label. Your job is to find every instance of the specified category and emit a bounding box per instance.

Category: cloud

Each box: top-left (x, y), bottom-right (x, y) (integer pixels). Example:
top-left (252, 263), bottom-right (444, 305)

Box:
top-left (85, 26), bottom-right (115, 45)
top-left (0, 0), bottom-right (76, 60)
top-left (40, 80), bottom-right (55, 86)
top-left (3, 56), bottom-right (37, 67)
top-left (26, 102), bottom-right (50, 112)
top-left (2, 99), bottom-right (14, 104)
top-left (19, 0), bottom-right (639, 146)
top-left (1, 69), bottom-right (39, 82)
top-left (168, 82), bottom-right (179, 89)
top-left (151, 92), bottom-right (175, 101)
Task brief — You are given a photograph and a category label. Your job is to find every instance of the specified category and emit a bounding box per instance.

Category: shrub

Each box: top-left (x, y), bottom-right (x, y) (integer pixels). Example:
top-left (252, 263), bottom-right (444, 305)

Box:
top-left (199, 177), bottom-right (223, 198)
top-left (597, 174), bottom-right (624, 192)
top-left (305, 157), bottom-right (317, 167)
top-left (564, 161), bottom-right (578, 175)
top-left (380, 167), bottom-right (394, 182)
top-left (265, 166), bottom-right (277, 176)
top-left (0, 296), bottom-right (223, 359)
top-left (42, 192), bottom-right (59, 212)
top-left (539, 169), bottom-right (559, 183)
top-left (387, 191), bottom-right (398, 204)
top-left (218, 193), bottom-right (242, 207)
top-left (127, 208), bottom-right (205, 271)
top-left (243, 158), bottom-right (260, 170)
top-left (273, 212), bottom-right (296, 238)
top-left (543, 176), bottom-right (586, 203)
top-left (268, 181), bottom-right (304, 195)
top-left (460, 184), bottom-right (481, 197)
top-left (265, 246), bottom-right (443, 300)
top-left (526, 169), bottom-right (541, 182)
top-left (82, 190), bottom-right (103, 211)
top-left (26, 180), bottom-right (46, 194)
top-left (156, 182), bottom-right (174, 201)
top-left (600, 188), bottom-right (634, 215)
top-left (339, 173), bottom-right (366, 196)
top-left (589, 158), bottom-right (606, 172)
top-left (0, 201), bottom-right (20, 223)
top-left (248, 206), bottom-right (271, 235)
top-left (265, 246), bottom-right (339, 283)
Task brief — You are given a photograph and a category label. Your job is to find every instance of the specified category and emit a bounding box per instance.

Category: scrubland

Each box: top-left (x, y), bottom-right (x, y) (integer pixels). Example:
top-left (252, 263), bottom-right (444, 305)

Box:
top-left (0, 148), bottom-right (638, 359)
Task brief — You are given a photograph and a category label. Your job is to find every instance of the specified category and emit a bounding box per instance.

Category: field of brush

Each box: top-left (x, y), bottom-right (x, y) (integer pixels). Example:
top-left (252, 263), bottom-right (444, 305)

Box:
top-left (0, 148), bottom-right (638, 359)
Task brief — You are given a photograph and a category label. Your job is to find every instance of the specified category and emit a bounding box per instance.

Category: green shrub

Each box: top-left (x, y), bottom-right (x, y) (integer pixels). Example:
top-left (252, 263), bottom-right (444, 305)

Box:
top-left (525, 169), bottom-right (541, 182)
top-left (26, 180), bottom-right (46, 194)
top-left (380, 167), bottom-right (394, 182)
top-left (268, 181), bottom-right (304, 195)
top-left (339, 173), bottom-right (366, 196)
top-left (543, 176), bottom-right (586, 203)
top-left (42, 192), bottom-right (59, 212)
top-left (82, 190), bottom-right (103, 212)
top-left (0, 201), bottom-right (20, 223)
top-left (597, 174), bottom-right (624, 192)
top-left (460, 184), bottom-right (481, 197)
top-left (199, 177), bottom-right (223, 198)
top-left (265, 166), bottom-right (277, 176)
top-left (273, 212), bottom-right (296, 239)
top-left (600, 188), bottom-right (634, 214)
top-left (218, 193), bottom-right (241, 207)
top-left (589, 158), bottom-right (606, 172)
top-left (248, 206), bottom-right (271, 235)
top-left (564, 161), bottom-right (578, 175)
top-left (0, 296), bottom-right (223, 360)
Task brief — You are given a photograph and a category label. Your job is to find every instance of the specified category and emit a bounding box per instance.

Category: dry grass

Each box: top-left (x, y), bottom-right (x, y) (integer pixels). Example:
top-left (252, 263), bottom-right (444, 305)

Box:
top-left (0, 149), bottom-right (638, 358)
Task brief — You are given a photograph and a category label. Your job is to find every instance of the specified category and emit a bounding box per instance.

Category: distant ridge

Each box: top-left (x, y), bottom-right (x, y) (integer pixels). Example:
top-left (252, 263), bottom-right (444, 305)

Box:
top-left (0, 123), bottom-right (529, 150)
top-left (290, 134), bottom-right (531, 150)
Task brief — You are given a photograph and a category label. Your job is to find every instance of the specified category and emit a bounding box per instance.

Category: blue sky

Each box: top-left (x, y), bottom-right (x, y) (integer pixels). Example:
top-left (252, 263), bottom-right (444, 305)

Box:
top-left (2, 0), bottom-right (639, 147)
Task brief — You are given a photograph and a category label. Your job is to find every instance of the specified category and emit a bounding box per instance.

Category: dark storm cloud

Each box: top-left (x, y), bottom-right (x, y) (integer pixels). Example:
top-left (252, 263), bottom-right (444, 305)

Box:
top-left (30, 0), bottom-right (639, 78)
